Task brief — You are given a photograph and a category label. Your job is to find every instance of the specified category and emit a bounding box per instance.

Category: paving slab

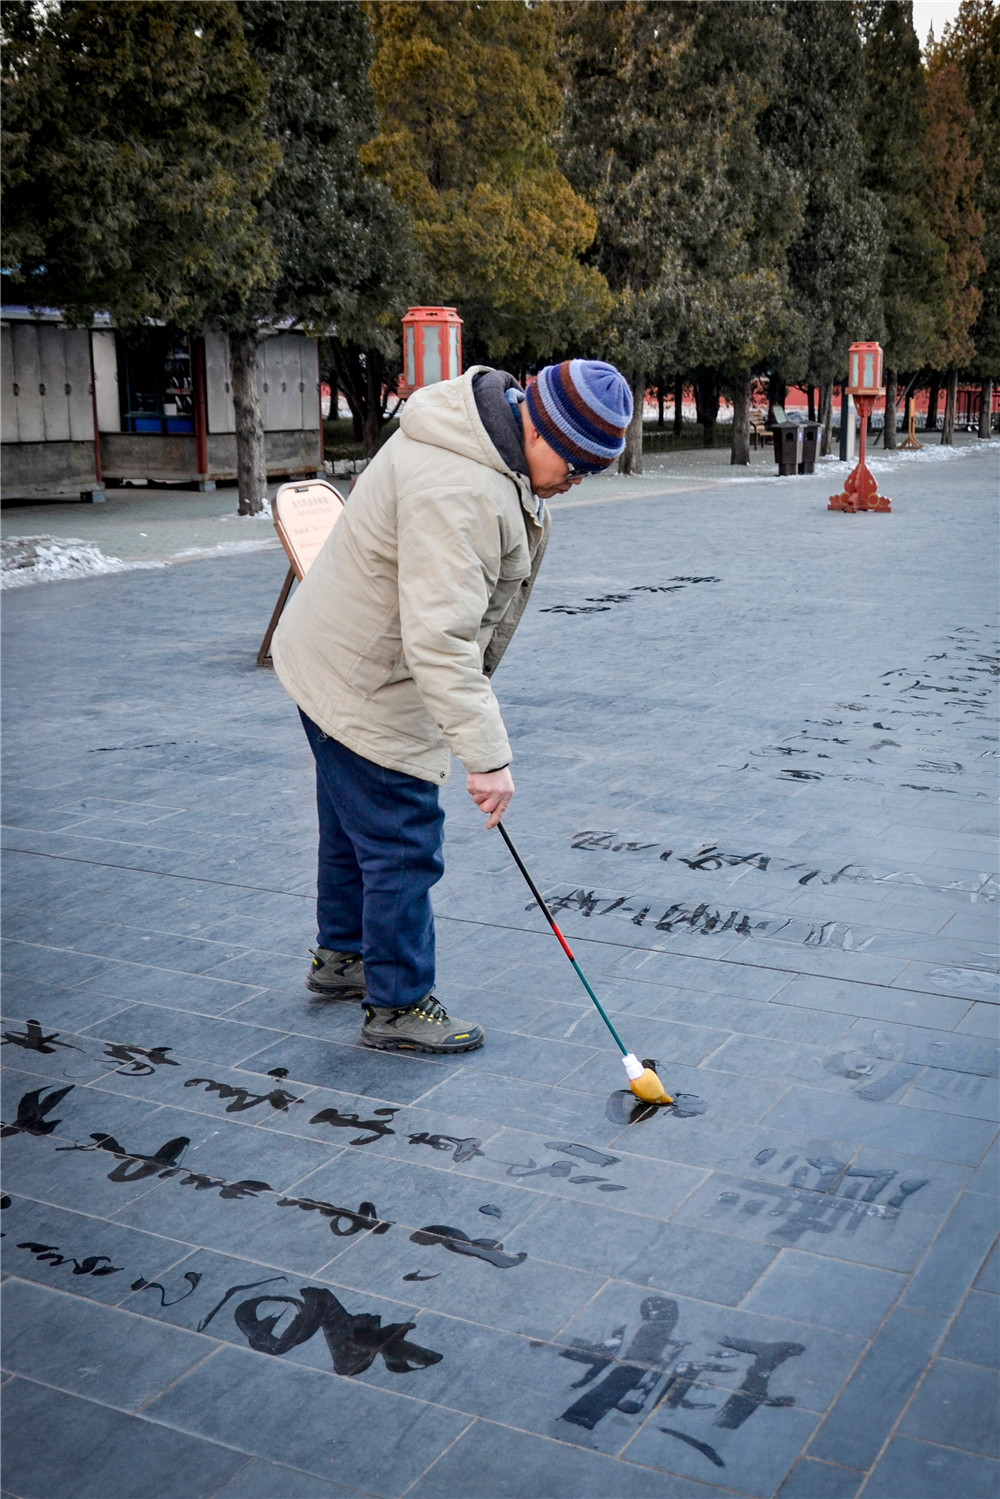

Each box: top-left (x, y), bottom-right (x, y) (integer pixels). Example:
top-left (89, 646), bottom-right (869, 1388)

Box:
top-left (2, 448), bottom-right (998, 1497)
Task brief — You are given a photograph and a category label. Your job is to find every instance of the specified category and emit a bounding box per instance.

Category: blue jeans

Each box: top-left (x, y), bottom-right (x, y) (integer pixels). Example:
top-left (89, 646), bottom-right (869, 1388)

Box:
top-left (299, 711), bottom-right (444, 1009)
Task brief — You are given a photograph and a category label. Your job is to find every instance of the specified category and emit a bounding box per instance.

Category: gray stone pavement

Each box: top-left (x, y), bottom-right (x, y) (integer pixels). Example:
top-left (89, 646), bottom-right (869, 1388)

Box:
top-left (1, 447), bottom-right (998, 1499)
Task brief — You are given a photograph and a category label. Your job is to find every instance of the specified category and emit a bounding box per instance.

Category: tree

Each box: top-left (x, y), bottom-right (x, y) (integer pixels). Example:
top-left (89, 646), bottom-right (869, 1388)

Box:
top-left (921, 51), bottom-right (984, 443)
top-left (2, 1), bottom-right (277, 327)
top-left (857, 1), bottom-right (947, 448)
top-left (560, 2), bottom-right (802, 471)
top-left (3, 2), bottom-right (417, 512)
top-left (364, 1), bottom-right (609, 374)
top-left (671, 1), bottom-right (801, 466)
top-left (760, 2), bottom-right (886, 454)
top-left (226, 1), bottom-right (418, 500)
top-left (557, 1), bottom-right (695, 471)
top-left (934, 0), bottom-right (1000, 437)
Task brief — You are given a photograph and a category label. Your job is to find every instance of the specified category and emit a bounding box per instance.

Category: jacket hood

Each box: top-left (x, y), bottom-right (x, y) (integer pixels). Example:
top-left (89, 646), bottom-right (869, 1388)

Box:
top-left (400, 366), bottom-right (523, 480)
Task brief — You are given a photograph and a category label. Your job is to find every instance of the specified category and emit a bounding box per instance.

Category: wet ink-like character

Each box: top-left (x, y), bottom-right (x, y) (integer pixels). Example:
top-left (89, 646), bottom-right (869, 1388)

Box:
top-left (183, 1077), bottom-right (305, 1114)
top-left (2, 1020), bottom-right (81, 1055)
top-left (104, 1042), bottom-right (178, 1076)
top-left (17, 1241), bottom-right (123, 1278)
top-left (1, 1084), bottom-right (74, 1138)
top-left (407, 1132), bottom-right (484, 1164)
top-left (131, 1271), bottom-right (203, 1307)
top-left (545, 1142), bottom-right (620, 1167)
top-left (556, 1297), bottom-right (804, 1469)
top-left (570, 831), bottom-right (659, 854)
top-left (410, 1224), bottom-right (526, 1269)
top-left (675, 846), bottom-right (771, 874)
top-left (56, 1131), bottom-right (272, 1200)
top-left (229, 1286), bottom-right (443, 1376)
top-left (714, 1156), bottom-right (930, 1245)
top-left (133, 1270), bottom-right (444, 1377)
top-left (277, 1193), bottom-right (392, 1237)
top-left (505, 1154), bottom-right (625, 1192)
top-left (74, 1132), bottom-right (191, 1182)
top-left (560, 1296), bottom-right (681, 1430)
top-left (310, 1105), bottom-right (398, 1146)
top-left (191, 1274), bottom-right (441, 1375)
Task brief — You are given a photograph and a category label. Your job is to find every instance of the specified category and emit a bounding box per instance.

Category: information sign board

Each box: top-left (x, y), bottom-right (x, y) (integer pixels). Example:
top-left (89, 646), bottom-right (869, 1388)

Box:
top-left (257, 478), bottom-right (344, 665)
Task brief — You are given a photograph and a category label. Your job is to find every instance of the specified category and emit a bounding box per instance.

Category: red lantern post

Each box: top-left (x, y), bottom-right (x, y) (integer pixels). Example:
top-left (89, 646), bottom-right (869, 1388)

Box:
top-left (398, 307), bottom-right (463, 398)
top-left (829, 341), bottom-right (892, 512)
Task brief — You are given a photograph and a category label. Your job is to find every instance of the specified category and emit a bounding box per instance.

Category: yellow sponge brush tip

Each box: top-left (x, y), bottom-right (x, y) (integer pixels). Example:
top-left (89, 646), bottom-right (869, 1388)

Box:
top-left (629, 1068), bottom-right (674, 1105)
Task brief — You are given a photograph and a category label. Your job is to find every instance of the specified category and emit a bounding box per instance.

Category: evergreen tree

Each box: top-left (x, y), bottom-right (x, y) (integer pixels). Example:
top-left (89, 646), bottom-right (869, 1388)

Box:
top-left (364, 0), bottom-right (610, 370)
top-left (673, 1), bottom-right (801, 465)
top-left (921, 52), bottom-right (984, 442)
top-left (2, 0), bottom-right (277, 326)
top-left (558, 1), bottom-right (799, 470)
top-left (934, 0), bottom-right (1000, 436)
top-left (228, 0), bottom-right (418, 498)
top-left (857, 1), bottom-right (946, 447)
top-left (760, 1), bottom-right (885, 453)
top-left (558, 0), bottom-right (695, 470)
top-left (2, 1), bottom-right (416, 511)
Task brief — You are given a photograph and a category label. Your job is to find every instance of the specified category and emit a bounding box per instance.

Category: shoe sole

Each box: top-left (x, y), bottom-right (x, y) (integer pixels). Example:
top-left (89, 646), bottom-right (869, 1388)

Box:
top-left (305, 976), bottom-right (366, 997)
top-left (361, 1033), bottom-right (484, 1055)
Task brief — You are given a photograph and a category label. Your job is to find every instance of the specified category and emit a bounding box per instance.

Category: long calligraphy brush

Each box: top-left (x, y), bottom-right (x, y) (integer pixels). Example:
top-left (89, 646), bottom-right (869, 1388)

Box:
top-left (497, 822), bottom-right (673, 1105)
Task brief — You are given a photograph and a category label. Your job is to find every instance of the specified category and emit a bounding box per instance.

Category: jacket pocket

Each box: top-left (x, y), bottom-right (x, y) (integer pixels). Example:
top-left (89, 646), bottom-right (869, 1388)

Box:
top-left (344, 649), bottom-right (406, 699)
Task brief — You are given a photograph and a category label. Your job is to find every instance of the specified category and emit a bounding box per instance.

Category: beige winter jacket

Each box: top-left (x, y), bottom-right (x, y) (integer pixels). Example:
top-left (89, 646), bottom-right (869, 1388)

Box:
top-left (272, 367), bottom-right (549, 784)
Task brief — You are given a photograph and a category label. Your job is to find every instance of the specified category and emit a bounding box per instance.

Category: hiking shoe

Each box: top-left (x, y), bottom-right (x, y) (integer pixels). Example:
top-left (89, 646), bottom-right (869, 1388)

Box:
top-left (305, 948), bottom-right (366, 996)
top-left (361, 995), bottom-right (484, 1054)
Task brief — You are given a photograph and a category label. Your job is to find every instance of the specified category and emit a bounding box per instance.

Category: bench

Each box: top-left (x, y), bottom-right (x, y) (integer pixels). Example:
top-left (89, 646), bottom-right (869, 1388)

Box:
top-left (749, 410), bottom-right (771, 449)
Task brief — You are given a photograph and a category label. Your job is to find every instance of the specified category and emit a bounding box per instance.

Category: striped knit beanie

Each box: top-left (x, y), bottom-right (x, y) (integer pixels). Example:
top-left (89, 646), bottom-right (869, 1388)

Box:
top-left (525, 360), bottom-right (633, 472)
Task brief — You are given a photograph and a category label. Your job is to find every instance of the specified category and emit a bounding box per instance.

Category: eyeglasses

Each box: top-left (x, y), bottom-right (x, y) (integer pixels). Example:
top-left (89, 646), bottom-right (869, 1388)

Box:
top-left (564, 464), bottom-right (590, 481)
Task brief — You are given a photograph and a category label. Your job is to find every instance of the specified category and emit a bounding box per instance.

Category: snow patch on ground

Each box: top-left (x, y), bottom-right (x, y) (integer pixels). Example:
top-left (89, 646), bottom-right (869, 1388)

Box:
top-left (215, 496), bottom-right (274, 522)
top-left (720, 438), bottom-right (1000, 485)
top-left (0, 536), bottom-right (165, 590)
top-left (2, 531), bottom-right (282, 588)
top-left (170, 537), bottom-right (281, 561)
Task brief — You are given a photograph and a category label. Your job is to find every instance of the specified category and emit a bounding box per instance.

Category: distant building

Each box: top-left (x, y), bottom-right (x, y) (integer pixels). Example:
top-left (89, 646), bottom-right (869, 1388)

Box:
top-left (1, 308), bottom-right (322, 503)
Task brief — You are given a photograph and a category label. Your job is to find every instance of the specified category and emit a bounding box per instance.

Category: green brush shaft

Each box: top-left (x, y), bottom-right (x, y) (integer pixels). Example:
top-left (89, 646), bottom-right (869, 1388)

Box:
top-left (567, 955), bottom-right (628, 1055)
top-left (497, 822), bottom-right (628, 1056)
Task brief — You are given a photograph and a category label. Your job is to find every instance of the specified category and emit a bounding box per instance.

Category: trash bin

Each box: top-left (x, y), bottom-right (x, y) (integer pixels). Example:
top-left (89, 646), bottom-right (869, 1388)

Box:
top-left (799, 420), bottom-right (822, 474)
top-left (772, 423), bottom-right (802, 476)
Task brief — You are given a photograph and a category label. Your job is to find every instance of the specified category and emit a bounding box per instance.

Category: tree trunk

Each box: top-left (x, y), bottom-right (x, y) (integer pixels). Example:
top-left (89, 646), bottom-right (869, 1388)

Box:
top-left (819, 380), bottom-right (834, 456)
top-left (328, 338), bottom-right (365, 441)
top-left (979, 379), bottom-right (994, 439)
top-left (329, 338), bottom-right (392, 450)
top-left (362, 347), bottom-right (385, 458)
top-left (807, 386), bottom-right (816, 422)
top-left (883, 367), bottom-right (897, 450)
top-left (729, 370), bottom-right (751, 466)
top-left (229, 328), bottom-right (267, 516)
top-left (656, 384), bottom-right (665, 427)
top-left (673, 375), bottom-right (684, 436)
top-left (941, 368), bottom-right (958, 444)
top-left (618, 369), bottom-right (645, 474)
top-left (696, 367), bottom-right (718, 448)
top-left (925, 373), bottom-right (939, 434)
top-left (767, 374), bottom-right (787, 426)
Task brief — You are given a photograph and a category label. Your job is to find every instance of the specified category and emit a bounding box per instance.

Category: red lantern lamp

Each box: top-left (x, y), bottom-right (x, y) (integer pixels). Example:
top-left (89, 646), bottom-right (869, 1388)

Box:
top-left (398, 307), bottom-right (463, 398)
top-left (829, 340), bottom-right (891, 514)
top-left (847, 341), bottom-right (884, 398)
